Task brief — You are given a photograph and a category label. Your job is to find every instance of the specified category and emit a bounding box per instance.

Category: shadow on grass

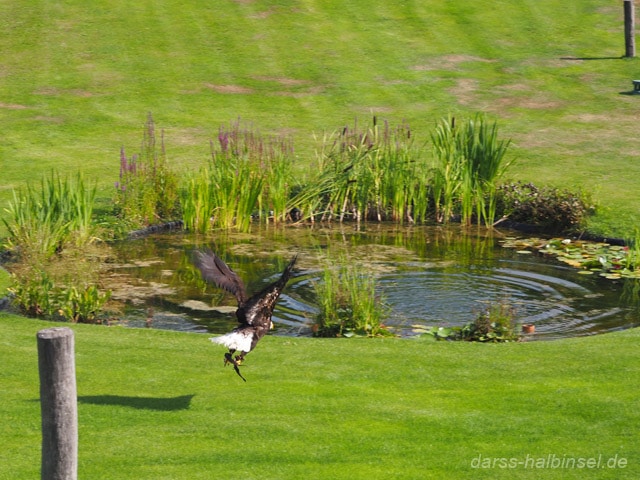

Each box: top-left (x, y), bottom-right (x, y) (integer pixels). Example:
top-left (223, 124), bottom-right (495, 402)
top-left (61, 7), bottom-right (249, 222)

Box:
top-left (77, 394), bottom-right (194, 411)
top-left (559, 56), bottom-right (624, 61)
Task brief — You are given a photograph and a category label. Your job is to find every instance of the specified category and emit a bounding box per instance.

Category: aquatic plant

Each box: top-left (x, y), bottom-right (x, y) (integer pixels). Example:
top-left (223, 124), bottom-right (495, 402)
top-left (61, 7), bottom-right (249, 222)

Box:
top-left (311, 257), bottom-right (392, 337)
top-left (8, 271), bottom-right (56, 318)
top-left (500, 236), bottom-right (640, 280)
top-left (180, 173), bottom-right (216, 233)
top-left (624, 228), bottom-right (640, 271)
top-left (458, 302), bottom-right (519, 342)
top-left (181, 119), bottom-right (295, 232)
top-left (296, 118), bottom-right (429, 224)
top-left (208, 149), bottom-right (264, 231)
top-left (416, 300), bottom-right (519, 343)
top-left (57, 284), bottom-right (112, 324)
top-left (8, 269), bottom-right (111, 323)
top-left (430, 114), bottom-right (513, 225)
top-left (430, 117), bottom-right (463, 223)
top-left (114, 113), bottom-right (180, 227)
top-left (2, 172), bottom-right (97, 258)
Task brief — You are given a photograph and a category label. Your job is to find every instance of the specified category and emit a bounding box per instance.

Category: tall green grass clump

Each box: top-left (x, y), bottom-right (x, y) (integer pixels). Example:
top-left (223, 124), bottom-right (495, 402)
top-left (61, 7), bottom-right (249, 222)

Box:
top-left (296, 118), bottom-right (430, 224)
top-left (181, 120), bottom-right (295, 232)
top-left (114, 113), bottom-right (180, 228)
top-left (312, 256), bottom-right (392, 337)
top-left (431, 114), bottom-right (513, 225)
top-left (2, 172), bottom-right (96, 258)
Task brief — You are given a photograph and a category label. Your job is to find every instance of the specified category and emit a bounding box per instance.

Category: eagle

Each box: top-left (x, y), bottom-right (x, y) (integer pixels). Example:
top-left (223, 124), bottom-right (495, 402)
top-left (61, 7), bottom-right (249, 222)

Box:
top-left (193, 249), bottom-right (298, 381)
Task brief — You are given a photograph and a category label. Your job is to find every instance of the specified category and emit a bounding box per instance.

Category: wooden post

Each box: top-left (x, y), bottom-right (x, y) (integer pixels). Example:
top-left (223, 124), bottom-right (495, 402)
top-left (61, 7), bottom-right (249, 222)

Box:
top-left (624, 0), bottom-right (636, 57)
top-left (37, 327), bottom-right (78, 480)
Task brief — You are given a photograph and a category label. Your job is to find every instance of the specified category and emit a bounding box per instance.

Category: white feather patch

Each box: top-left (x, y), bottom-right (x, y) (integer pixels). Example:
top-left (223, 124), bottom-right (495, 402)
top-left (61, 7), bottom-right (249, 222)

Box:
top-left (210, 330), bottom-right (253, 352)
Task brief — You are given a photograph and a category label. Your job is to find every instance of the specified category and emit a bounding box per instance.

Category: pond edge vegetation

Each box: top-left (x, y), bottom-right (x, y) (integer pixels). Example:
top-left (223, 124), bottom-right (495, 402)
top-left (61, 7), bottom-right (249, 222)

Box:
top-left (2, 113), bottom-right (637, 342)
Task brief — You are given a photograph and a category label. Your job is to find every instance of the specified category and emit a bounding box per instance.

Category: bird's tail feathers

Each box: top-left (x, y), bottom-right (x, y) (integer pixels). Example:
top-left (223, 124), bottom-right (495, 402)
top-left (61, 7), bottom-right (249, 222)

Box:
top-left (210, 330), bottom-right (253, 353)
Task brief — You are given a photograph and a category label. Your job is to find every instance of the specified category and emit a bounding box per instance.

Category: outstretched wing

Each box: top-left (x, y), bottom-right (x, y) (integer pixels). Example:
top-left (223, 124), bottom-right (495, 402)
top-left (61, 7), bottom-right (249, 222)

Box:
top-left (193, 249), bottom-right (248, 305)
top-left (240, 254), bottom-right (298, 327)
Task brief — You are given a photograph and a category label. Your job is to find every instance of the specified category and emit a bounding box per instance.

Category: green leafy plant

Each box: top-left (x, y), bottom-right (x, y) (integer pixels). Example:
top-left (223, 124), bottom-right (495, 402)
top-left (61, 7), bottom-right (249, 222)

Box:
top-left (57, 284), bottom-right (112, 324)
top-left (180, 174), bottom-right (216, 233)
top-left (301, 118), bottom-right (430, 224)
top-left (8, 268), bottom-right (111, 324)
top-left (7, 271), bottom-right (56, 318)
top-left (417, 301), bottom-right (520, 343)
top-left (624, 228), bottom-right (640, 271)
top-left (458, 302), bottom-right (519, 342)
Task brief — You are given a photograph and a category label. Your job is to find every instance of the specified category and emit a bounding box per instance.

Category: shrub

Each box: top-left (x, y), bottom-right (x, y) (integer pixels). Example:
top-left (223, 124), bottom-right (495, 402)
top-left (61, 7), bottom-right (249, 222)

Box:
top-left (496, 182), bottom-right (595, 232)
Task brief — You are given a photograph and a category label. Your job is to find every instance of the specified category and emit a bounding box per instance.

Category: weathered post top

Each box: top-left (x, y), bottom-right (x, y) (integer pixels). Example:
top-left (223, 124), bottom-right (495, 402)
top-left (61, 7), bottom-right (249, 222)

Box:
top-left (37, 326), bottom-right (74, 340)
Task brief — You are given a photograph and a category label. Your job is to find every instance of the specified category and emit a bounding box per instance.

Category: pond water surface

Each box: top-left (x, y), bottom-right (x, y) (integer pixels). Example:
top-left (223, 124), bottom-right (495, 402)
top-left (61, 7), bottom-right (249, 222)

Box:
top-left (105, 225), bottom-right (640, 340)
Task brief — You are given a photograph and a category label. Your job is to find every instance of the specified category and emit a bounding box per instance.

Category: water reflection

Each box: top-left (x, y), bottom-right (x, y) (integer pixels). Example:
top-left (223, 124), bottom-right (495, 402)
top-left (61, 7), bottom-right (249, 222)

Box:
top-left (105, 225), bottom-right (640, 340)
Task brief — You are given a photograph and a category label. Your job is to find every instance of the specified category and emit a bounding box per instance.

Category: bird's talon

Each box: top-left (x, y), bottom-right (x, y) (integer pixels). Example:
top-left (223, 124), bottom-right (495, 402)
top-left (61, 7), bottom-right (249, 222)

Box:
top-left (223, 353), bottom-right (234, 367)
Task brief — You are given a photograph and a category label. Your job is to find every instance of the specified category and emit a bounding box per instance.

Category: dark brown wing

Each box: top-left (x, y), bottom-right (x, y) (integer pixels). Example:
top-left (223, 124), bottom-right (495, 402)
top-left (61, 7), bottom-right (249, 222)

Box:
top-left (239, 254), bottom-right (298, 327)
top-left (193, 249), bottom-right (248, 305)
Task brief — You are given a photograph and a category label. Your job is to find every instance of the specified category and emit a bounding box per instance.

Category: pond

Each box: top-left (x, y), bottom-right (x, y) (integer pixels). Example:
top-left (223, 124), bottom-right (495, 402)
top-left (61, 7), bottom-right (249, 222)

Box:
top-left (105, 224), bottom-right (640, 340)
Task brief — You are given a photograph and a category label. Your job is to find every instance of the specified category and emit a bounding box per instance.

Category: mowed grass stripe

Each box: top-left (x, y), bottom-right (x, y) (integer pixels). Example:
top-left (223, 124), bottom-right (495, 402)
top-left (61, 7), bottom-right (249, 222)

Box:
top-left (1, 313), bottom-right (639, 478)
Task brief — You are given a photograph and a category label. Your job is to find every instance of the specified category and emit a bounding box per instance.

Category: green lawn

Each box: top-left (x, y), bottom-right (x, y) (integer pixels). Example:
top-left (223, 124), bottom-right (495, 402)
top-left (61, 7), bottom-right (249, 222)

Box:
top-left (1, 313), bottom-right (638, 479)
top-left (2, 3), bottom-right (640, 477)
top-left (0, 1), bottom-right (639, 237)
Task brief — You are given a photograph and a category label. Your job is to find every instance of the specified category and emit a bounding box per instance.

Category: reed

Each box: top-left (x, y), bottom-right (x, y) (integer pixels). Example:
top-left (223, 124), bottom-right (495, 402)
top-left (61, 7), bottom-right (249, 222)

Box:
top-left (181, 120), bottom-right (294, 232)
top-left (2, 173), bottom-right (96, 258)
top-left (430, 116), bottom-right (461, 223)
top-left (299, 118), bottom-right (428, 224)
top-left (430, 114), bottom-right (513, 225)
top-left (180, 174), bottom-right (215, 233)
top-left (461, 114), bottom-right (512, 225)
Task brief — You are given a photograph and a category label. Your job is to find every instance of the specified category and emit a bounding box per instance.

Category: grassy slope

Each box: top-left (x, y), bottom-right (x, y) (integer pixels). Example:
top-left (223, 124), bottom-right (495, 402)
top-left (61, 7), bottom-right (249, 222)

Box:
top-left (0, 1), bottom-right (638, 236)
top-left (1, 313), bottom-right (638, 479)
